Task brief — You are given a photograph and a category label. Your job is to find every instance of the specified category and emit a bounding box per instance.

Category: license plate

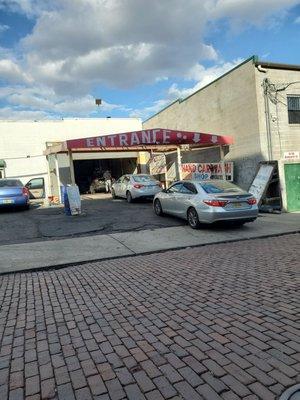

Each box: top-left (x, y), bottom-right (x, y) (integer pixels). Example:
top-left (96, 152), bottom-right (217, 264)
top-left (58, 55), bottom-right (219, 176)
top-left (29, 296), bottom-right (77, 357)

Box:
top-left (2, 199), bottom-right (14, 204)
top-left (232, 202), bottom-right (242, 208)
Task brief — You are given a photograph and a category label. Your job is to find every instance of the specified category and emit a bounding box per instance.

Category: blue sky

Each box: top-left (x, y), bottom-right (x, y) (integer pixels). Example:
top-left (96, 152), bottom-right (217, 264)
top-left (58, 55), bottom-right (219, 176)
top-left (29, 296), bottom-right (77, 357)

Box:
top-left (0, 0), bottom-right (299, 121)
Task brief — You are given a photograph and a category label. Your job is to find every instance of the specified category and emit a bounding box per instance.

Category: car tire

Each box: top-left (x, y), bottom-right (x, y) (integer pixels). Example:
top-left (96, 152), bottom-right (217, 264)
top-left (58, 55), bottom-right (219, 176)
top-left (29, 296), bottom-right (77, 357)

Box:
top-left (126, 191), bottom-right (133, 203)
top-left (154, 199), bottom-right (164, 216)
top-left (22, 204), bottom-right (30, 211)
top-left (187, 207), bottom-right (200, 229)
top-left (111, 189), bottom-right (116, 199)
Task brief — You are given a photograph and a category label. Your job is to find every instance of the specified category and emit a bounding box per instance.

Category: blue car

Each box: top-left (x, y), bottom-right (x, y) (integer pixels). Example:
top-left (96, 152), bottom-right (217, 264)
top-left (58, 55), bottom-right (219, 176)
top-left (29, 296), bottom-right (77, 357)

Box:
top-left (0, 179), bottom-right (30, 209)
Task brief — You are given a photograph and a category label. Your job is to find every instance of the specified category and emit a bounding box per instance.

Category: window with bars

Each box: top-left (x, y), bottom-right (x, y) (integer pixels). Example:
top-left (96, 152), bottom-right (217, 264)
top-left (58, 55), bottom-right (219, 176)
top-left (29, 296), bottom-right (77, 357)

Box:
top-left (287, 96), bottom-right (300, 124)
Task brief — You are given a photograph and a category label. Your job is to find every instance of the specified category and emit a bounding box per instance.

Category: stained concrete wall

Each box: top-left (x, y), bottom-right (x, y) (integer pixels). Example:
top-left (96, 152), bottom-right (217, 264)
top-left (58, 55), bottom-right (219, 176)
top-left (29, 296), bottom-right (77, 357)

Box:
top-left (143, 58), bottom-right (262, 189)
top-left (254, 67), bottom-right (300, 161)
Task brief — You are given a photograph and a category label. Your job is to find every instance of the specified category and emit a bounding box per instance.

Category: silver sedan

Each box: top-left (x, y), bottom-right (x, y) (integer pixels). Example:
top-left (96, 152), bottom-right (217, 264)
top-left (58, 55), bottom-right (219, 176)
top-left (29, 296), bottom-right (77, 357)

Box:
top-left (112, 174), bottom-right (162, 202)
top-left (153, 180), bottom-right (258, 228)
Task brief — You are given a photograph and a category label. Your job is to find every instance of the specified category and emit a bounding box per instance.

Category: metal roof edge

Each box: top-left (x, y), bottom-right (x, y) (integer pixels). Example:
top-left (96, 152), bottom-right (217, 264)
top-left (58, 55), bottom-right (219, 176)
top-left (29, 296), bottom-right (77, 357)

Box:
top-left (255, 59), bottom-right (300, 71)
top-left (142, 99), bottom-right (180, 123)
top-left (144, 55), bottom-right (257, 122)
top-left (180, 55), bottom-right (257, 103)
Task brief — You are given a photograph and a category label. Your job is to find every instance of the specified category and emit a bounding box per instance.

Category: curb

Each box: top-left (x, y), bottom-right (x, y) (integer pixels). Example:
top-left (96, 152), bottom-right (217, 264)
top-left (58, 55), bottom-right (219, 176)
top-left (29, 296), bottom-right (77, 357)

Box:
top-left (1, 230), bottom-right (299, 276)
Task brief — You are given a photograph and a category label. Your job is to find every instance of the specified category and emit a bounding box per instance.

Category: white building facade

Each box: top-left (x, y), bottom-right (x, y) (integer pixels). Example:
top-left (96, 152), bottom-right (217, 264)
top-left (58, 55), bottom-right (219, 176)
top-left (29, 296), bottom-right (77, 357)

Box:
top-left (0, 118), bottom-right (142, 200)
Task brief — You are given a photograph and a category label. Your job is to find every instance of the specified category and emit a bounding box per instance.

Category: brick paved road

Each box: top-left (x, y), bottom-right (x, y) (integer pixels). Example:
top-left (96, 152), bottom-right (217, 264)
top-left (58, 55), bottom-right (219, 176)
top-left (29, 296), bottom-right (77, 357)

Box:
top-left (0, 234), bottom-right (299, 400)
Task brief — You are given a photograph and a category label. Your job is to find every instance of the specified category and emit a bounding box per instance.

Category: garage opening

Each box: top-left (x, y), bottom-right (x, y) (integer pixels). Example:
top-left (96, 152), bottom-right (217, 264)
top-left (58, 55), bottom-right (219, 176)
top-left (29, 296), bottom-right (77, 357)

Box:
top-left (74, 158), bottom-right (137, 193)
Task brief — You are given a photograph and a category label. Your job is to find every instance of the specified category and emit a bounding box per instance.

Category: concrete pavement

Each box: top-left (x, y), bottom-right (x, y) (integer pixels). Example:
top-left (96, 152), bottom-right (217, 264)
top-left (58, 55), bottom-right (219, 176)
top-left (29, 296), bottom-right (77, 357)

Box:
top-left (0, 213), bottom-right (299, 274)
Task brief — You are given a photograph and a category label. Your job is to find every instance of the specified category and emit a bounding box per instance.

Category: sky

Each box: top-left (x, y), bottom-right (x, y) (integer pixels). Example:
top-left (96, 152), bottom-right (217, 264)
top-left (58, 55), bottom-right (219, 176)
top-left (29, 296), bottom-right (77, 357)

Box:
top-left (0, 0), bottom-right (299, 121)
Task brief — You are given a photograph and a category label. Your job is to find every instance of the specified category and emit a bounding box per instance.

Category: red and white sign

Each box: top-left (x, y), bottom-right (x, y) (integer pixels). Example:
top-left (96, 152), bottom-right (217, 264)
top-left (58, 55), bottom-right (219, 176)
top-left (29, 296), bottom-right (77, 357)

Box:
top-left (67, 128), bottom-right (233, 149)
top-left (181, 162), bottom-right (234, 181)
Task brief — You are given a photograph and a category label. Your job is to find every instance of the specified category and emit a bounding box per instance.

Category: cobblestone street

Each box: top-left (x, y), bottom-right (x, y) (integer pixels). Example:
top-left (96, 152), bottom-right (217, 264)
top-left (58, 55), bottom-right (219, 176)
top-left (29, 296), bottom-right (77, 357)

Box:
top-left (0, 234), bottom-right (299, 400)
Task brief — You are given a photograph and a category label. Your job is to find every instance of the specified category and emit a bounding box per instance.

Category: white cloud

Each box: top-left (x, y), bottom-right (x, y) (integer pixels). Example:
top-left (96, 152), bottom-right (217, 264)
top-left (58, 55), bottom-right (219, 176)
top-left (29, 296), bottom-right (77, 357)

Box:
top-left (0, 84), bottom-right (128, 119)
top-left (210, 0), bottom-right (300, 28)
top-left (0, 59), bottom-right (32, 84)
top-left (131, 58), bottom-right (243, 119)
top-left (0, 107), bottom-right (49, 120)
top-left (0, 0), bottom-right (299, 120)
top-left (0, 24), bottom-right (9, 33)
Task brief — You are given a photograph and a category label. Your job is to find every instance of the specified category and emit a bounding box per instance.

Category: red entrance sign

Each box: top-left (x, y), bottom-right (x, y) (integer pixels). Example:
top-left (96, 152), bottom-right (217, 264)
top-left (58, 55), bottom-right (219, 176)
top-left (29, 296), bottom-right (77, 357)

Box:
top-left (66, 128), bottom-right (233, 149)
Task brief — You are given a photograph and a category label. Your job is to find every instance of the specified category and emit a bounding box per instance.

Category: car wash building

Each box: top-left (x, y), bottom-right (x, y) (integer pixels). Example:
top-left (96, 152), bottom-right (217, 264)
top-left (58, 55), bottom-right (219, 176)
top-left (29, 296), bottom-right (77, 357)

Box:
top-left (45, 128), bottom-right (234, 201)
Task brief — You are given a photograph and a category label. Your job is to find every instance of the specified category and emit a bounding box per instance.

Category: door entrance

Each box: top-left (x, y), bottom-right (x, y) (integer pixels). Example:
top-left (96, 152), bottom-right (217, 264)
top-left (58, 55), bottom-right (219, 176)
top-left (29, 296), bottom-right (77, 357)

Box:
top-left (284, 163), bottom-right (300, 211)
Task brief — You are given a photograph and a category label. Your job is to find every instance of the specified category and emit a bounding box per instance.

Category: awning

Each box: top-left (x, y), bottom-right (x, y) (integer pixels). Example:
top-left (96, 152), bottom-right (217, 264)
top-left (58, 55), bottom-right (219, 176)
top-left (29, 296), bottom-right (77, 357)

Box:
top-left (0, 159), bottom-right (6, 168)
top-left (66, 128), bottom-right (233, 151)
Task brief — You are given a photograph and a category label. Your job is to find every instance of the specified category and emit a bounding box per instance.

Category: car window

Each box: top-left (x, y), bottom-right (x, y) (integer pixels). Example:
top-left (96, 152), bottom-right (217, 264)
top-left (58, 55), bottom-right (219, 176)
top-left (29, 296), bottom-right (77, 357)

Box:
top-left (27, 178), bottom-right (44, 189)
top-left (0, 179), bottom-right (22, 187)
top-left (200, 181), bottom-right (243, 194)
top-left (168, 183), bottom-right (183, 193)
top-left (133, 175), bottom-right (156, 183)
top-left (181, 182), bottom-right (198, 194)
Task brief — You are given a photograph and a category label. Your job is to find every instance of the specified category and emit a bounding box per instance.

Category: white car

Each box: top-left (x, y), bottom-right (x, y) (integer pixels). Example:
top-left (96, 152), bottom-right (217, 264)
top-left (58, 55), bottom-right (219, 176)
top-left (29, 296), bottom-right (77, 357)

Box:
top-left (153, 180), bottom-right (258, 228)
top-left (112, 174), bottom-right (162, 202)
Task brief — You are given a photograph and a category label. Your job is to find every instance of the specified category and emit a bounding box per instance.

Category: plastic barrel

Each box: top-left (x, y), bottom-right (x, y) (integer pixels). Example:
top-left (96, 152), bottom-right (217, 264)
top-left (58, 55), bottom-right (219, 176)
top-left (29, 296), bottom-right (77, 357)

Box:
top-left (63, 188), bottom-right (71, 216)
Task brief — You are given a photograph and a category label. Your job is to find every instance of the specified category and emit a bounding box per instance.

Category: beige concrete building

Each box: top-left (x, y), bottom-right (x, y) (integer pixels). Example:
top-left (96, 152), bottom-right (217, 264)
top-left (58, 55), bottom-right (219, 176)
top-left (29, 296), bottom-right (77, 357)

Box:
top-left (143, 56), bottom-right (300, 212)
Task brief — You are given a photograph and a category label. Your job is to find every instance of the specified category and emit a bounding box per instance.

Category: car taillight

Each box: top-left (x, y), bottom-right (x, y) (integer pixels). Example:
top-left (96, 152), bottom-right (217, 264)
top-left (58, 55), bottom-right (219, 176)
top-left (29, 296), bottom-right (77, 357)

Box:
top-left (22, 187), bottom-right (29, 196)
top-left (203, 199), bottom-right (228, 207)
top-left (133, 184), bottom-right (144, 189)
top-left (247, 197), bottom-right (257, 205)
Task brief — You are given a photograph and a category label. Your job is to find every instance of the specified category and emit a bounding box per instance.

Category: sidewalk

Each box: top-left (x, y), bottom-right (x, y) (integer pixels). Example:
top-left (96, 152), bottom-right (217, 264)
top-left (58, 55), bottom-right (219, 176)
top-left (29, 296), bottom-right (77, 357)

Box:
top-left (0, 213), bottom-right (299, 274)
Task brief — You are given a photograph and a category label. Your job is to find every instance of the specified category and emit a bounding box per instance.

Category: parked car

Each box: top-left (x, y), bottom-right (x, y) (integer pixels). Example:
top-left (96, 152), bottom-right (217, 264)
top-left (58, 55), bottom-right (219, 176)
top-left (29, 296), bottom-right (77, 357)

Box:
top-left (0, 179), bottom-right (30, 209)
top-left (89, 177), bottom-right (106, 194)
top-left (112, 174), bottom-right (162, 202)
top-left (153, 180), bottom-right (258, 228)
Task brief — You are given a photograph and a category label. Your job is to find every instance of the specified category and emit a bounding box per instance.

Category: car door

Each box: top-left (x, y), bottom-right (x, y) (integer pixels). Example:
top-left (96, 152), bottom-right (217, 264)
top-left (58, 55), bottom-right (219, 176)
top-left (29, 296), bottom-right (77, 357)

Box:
top-left (25, 177), bottom-right (45, 199)
top-left (161, 182), bottom-right (183, 215)
top-left (174, 182), bottom-right (198, 217)
top-left (113, 176), bottom-right (124, 196)
top-left (119, 176), bottom-right (130, 197)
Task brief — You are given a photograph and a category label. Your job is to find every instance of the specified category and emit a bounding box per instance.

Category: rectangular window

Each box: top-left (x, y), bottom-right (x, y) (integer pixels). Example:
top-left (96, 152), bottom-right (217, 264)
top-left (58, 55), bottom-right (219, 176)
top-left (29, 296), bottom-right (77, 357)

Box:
top-left (287, 96), bottom-right (300, 124)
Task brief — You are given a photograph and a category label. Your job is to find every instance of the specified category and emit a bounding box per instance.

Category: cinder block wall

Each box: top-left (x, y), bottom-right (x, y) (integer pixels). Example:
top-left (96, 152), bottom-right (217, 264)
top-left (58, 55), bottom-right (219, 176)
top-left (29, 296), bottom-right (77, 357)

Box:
top-left (143, 59), bottom-right (263, 189)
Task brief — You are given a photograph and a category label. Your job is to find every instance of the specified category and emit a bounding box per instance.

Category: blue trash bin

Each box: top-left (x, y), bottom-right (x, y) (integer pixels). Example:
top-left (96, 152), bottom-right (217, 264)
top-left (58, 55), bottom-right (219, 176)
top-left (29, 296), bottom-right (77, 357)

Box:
top-left (63, 187), bottom-right (71, 216)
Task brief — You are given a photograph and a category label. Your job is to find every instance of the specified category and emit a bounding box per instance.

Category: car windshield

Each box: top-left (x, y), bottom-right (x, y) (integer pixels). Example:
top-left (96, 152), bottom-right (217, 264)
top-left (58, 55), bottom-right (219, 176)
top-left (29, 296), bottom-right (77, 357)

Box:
top-left (200, 180), bottom-right (244, 194)
top-left (133, 175), bottom-right (156, 183)
top-left (0, 179), bottom-right (22, 187)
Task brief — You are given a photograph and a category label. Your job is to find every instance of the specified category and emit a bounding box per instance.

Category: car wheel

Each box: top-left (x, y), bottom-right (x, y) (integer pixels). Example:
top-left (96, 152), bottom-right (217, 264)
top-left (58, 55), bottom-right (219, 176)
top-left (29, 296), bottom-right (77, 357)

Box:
top-left (154, 199), bottom-right (164, 216)
top-left (111, 189), bottom-right (116, 199)
top-left (22, 204), bottom-right (30, 211)
top-left (126, 191), bottom-right (133, 203)
top-left (187, 207), bottom-right (200, 229)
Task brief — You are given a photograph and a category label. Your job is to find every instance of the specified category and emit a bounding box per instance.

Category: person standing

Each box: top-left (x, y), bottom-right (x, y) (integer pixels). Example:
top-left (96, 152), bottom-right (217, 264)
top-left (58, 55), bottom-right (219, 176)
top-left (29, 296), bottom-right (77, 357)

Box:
top-left (103, 170), bottom-right (112, 193)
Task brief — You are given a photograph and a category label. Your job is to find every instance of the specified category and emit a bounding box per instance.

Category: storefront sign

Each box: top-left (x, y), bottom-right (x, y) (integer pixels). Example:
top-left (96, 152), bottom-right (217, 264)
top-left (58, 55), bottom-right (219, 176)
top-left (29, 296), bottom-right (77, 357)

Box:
top-left (149, 154), bottom-right (167, 175)
top-left (248, 164), bottom-right (274, 203)
top-left (181, 162), bottom-right (233, 181)
top-left (284, 151), bottom-right (299, 160)
top-left (67, 129), bottom-right (233, 149)
top-left (66, 185), bottom-right (81, 215)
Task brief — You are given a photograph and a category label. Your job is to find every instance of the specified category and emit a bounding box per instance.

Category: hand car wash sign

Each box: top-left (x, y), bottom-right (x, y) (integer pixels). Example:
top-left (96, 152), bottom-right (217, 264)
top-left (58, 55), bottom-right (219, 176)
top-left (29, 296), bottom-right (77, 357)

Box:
top-left (181, 162), bottom-right (234, 181)
top-left (67, 129), bottom-right (233, 149)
